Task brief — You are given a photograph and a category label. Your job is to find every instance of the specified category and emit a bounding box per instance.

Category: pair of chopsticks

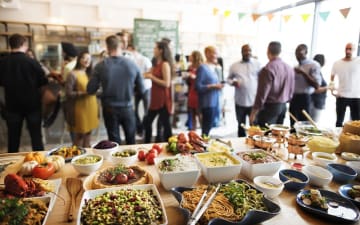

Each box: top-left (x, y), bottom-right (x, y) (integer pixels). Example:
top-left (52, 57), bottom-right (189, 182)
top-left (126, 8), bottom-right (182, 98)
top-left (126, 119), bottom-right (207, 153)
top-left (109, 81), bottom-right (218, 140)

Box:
top-left (289, 110), bottom-right (318, 129)
top-left (187, 184), bottom-right (221, 225)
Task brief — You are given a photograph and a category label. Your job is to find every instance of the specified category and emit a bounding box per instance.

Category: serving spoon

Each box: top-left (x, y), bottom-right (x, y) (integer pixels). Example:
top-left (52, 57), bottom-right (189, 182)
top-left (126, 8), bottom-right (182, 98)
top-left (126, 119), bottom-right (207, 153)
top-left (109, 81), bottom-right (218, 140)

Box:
top-left (66, 178), bottom-right (83, 222)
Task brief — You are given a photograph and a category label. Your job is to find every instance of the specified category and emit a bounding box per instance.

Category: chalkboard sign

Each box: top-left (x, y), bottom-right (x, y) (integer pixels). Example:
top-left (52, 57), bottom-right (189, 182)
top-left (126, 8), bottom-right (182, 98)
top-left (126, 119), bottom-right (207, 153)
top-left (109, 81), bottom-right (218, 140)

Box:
top-left (133, 18), bottom-right (179, 59)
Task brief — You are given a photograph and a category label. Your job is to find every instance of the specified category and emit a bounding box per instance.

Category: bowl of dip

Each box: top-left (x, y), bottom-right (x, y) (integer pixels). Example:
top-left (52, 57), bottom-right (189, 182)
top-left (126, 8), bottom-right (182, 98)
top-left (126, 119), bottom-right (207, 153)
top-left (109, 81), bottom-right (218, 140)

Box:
top-left (194, 152), bottom-right (242, 183)
top-left (155, 155), bottom-right (200, 190)
top-left (71, 154), bottom-right (103, 175)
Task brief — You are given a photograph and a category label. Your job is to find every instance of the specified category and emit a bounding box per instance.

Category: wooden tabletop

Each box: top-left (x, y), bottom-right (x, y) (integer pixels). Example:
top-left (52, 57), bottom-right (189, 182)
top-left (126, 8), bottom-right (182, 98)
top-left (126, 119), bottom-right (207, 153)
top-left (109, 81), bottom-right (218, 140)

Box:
top-left (0, 138), bottom-right (359, 225)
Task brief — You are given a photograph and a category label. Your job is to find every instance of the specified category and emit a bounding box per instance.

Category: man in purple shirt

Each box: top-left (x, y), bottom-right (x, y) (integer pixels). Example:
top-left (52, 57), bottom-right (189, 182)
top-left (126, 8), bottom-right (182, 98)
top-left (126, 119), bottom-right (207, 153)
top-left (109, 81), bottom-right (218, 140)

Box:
top-left (250, 41), bottom-right (295, 126)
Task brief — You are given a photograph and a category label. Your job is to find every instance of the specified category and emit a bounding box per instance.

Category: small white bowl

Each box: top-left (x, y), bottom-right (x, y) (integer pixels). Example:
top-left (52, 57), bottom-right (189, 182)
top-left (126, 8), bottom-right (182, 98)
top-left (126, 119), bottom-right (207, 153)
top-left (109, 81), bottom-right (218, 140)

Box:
top-left (92, 140), bottom-right (119, 160)
top-left (312, 152), bottom-right (337, 167)
top-left (302, 165), bottom-right (333, 187)
top-left (71, 154), bottom-right (103, 175)
top-left (110, 148), bottom-right (138, 165)
top-left (346, 161), bottom-right (360, 180)
top-left (253, 176), bottom-right (284, 199)
top-left (155, 155), bottom-right (200, 190)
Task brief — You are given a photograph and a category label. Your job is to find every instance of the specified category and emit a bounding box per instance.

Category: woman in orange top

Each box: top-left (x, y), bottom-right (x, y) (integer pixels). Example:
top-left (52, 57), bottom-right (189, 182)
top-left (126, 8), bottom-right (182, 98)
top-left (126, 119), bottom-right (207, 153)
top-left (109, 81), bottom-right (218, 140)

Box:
top-left (143, 41), bottom-right (174, 143)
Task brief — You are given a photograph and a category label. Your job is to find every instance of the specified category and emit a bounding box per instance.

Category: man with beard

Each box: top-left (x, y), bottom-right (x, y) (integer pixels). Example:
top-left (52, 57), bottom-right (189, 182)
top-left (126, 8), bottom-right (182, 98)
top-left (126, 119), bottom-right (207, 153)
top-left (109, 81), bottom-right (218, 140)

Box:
top-left (330, 43), bottom-right (360, 127)
top-left (227, 44), bottom-right (261, 137)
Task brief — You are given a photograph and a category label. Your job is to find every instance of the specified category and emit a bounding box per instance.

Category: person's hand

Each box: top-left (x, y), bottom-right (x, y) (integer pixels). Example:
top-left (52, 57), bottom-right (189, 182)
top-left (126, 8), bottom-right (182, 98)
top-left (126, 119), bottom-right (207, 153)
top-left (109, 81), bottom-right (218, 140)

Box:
top-left (232, 80), bottom-right (240, 88)
top-left (294, 67), bottom-right (304, 74)
top-left (143, 72), bottom-right (152, 79)
top-left (249, 110), bottom-right (257, 125)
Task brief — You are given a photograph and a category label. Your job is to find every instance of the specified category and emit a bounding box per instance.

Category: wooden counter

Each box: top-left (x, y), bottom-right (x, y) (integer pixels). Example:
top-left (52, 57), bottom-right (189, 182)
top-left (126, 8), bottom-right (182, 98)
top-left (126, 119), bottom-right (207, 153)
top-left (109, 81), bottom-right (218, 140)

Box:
top-left (0, 138), bottom-right (359, 225)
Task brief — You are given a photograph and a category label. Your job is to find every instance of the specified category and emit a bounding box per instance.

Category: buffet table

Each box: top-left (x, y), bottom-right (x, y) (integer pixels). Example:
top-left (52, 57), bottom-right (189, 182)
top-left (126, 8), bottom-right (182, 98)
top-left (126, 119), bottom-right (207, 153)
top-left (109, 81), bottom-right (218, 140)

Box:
top-left (0, 138), bottom-right (358, 225)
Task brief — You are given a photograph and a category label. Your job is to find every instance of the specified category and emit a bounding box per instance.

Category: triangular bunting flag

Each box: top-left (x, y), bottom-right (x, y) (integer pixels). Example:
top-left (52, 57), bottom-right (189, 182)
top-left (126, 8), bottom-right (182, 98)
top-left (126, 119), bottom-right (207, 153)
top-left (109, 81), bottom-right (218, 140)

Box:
top-left (213, 8), bottom-right (219, 16)
top-left (283, 15), bottom-right (291, 23)
top-left (267, 14), bottom-right (274, 21)
top-left (224, 10), bottom-right (231, 18)
top-left (252, 14), bottom-right (261, 22)
top-left (301, 14), bottom-right (310, 22)
top-left (238, 12), bottom-right (246, 21)
top-left (319, 11), bottom-right (330, 21)
top-left (340, 7), bottom-right (351, 18)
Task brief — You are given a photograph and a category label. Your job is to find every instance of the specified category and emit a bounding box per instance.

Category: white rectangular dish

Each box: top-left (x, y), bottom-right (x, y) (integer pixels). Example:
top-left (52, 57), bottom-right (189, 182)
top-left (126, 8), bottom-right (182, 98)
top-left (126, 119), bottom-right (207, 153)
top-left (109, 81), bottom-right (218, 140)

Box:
top-left (236, 149), bottom-right (282, 180)
top-left (155, 155), bottom-right (201, 190)
top-left (194, 151), bottom-right (242, 183)
top-left (77, 184), bottom-right (168, 225)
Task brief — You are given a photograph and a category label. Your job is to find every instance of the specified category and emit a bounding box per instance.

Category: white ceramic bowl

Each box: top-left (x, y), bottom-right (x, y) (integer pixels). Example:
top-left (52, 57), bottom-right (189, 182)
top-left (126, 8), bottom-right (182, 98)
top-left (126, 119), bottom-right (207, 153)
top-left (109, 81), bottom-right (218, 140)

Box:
top-left (92, 140), bottom-right (119, 160)
top-left (155, 155), bottom-right (201, 190)
top-left (110, 148), bottom-right (138, 165)
top-left (236, 150), bottom-right (282, 180)
top-left (253, 176), bottom-right (284, 199)
top-left (194, 152), bottom-right (242, 183)
top-left (312, 152), bottom-right (338, 167)
top-left (346, 161), bottom-right (360, 180)
top-left (71, 154), bottom-right (103, 175)
top-left (302, 165), bottom-right (333, 187)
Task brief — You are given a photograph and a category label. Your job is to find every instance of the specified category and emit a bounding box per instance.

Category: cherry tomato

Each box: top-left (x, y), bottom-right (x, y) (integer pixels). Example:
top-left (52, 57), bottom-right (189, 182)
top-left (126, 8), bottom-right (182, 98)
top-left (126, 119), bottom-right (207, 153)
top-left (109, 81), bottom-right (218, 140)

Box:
top-left (138, 150), bottom-right (146, 161)
top-left (148, 149), bottom-right (158, 157)
top-left (152, 144), bottom-right (162, 154)
top-left (115, 173), bottom-right (128, 184)
top-left (127, 168), bottom-right (136, 179)
top-left (31, 162), bottom-right (56, 179)
top-left (146, 152), bottom-right (156, 165)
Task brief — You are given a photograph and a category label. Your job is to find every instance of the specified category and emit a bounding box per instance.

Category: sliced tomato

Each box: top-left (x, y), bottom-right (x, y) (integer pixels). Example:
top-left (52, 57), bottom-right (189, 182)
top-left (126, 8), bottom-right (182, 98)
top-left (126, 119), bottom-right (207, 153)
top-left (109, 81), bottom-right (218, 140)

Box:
top-left (31, 162), bottom-right (55, 179)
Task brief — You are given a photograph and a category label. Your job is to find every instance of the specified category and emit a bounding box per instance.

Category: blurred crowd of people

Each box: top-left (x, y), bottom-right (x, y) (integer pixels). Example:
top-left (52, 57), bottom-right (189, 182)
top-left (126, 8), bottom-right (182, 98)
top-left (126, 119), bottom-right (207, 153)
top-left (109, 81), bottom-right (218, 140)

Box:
top-left (0, 32), bottom-right (359, 153)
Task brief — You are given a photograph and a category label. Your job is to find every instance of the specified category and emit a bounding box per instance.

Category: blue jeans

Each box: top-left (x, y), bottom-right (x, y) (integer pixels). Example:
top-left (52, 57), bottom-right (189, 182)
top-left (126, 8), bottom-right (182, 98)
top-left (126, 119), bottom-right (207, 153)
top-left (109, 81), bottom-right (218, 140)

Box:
top-left (235, 105), bottom-right (252, 137)
top-left (102, 106), bottom-right (136, 145)
top-left (5, 110), bottom-right (44, 153)
top-left (143, 106), bottom-right (172, 143)
top-left (201, 107), bottom-right (217, 136)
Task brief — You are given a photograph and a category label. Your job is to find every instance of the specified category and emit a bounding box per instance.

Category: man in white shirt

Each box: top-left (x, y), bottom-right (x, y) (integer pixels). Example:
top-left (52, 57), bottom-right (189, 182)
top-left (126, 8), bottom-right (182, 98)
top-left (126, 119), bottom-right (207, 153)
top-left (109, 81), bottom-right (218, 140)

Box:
top-left (330, 43), bottom-right (360, 127)
top-left (227, 44), bottom-right (261, 136)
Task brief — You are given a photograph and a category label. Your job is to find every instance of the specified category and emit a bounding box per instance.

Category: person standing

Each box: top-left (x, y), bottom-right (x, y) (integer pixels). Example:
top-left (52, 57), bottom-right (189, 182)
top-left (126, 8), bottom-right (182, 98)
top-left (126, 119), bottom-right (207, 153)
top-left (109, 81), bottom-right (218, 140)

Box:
top-left (0, 34), bottom-right (48, 153)
top-left (227, 44), bottom-right (261, 137)
top-left (250, 41), bottom-right (295, 126)
top-left (289, 44), bottom-right (321, 126)
top-left (65, 51), bottom-right (99, 147)
top-left (310, 54), bottom-right (328, 122)
top-left (127, 44), bottom-right (152, 136)
top-left (143, 41), bottom-right (174, 143)
top-left (330, 43), bottom-right (360, 127)
top-left (87, 35), bottom-right (144, 145)
top-left (195, 46), bottom-right (224, 136)
top-left (186, 50), bottom-right (204, 131)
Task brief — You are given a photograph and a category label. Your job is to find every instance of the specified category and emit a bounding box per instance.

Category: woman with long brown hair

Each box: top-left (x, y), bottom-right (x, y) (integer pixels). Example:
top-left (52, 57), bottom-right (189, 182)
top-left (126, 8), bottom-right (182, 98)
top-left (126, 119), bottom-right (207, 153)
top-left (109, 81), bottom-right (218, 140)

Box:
top-left (65, 51), bottom-right (99, 147)
top-left (143, 41), bottom-right (174, 143)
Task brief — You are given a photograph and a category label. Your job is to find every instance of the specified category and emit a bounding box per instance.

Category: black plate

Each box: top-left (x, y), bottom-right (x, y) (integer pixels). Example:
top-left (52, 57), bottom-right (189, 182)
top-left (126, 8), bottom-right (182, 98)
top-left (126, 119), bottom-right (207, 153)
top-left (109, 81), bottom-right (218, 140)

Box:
top-left (171, 179), bottom-right (281, 225)
top-left (296, 189), bottom-right (360, 223)
top-left (339, 184), bottom-right (360, 208)
top-left (47, 146), bottom-right (86, 163)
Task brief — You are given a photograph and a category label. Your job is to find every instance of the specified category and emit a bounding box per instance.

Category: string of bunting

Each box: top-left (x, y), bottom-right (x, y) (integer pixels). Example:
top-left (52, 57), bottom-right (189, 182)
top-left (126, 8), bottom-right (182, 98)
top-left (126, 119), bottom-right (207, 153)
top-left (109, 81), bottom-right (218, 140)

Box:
top-left (212, 7), bottom-right (352, 22)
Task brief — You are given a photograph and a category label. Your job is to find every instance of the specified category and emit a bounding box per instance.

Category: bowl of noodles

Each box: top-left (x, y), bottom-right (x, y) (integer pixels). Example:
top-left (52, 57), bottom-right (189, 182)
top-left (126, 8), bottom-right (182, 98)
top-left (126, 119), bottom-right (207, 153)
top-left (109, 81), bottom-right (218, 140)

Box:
top-left (171, 179), bottom-right (281, 225)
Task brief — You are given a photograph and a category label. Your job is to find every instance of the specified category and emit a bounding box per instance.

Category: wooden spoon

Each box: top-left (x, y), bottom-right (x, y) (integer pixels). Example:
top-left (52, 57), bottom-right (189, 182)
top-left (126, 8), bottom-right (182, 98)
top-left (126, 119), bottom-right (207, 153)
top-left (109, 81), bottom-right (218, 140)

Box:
top-left (301, 109), bottom-right (318, 129)
top-left (66, 178), bottom-right (83, 222)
